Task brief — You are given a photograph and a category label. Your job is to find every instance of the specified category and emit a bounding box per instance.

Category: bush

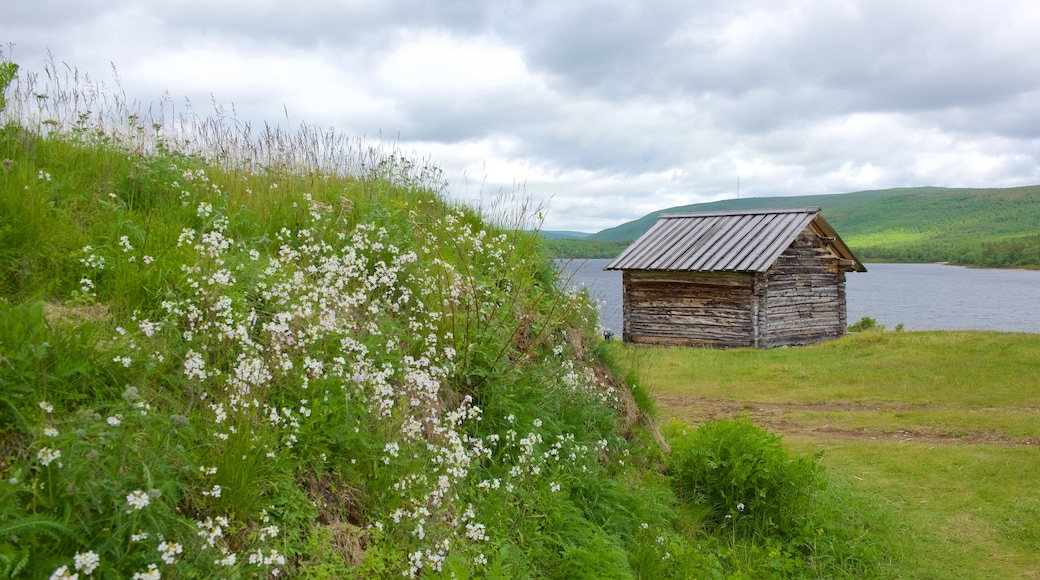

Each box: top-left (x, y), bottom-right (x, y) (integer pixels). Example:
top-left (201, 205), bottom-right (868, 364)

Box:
top-left (848, 316), bottom-right (884, 332)
top-left (665, 419), bottom-right (824, 538)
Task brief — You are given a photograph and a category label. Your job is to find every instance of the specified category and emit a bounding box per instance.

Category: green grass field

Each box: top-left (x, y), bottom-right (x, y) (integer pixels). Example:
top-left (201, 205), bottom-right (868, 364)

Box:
top-left (618, 331), bottom-right (1040, 578)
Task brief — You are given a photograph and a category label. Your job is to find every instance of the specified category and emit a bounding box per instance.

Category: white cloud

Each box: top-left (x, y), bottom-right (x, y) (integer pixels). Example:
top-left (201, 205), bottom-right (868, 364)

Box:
top-left (375, 32), bottom-right (531, 97)
top-left (4, 0), bottom-right (1040, 233)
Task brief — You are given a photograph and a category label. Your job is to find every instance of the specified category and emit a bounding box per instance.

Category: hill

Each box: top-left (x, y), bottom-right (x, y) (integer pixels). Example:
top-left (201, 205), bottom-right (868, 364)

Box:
top-left (540, 230), bottom-right (591, 240)
top-left (561, 186), bottom-right (1040, 268)
top-left (0, 58), bottom-right (663, 578)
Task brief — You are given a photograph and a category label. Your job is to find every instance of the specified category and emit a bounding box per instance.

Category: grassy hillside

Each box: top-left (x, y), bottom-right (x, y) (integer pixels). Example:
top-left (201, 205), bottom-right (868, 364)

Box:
top-left (0, 63), bottom-right (660, 578)
top-left (566, 186), bottom-right (1040, 268)
top-left (0, 54), bottom-right (899, 578)
top-left (540, 230), bottom-right (592, 240)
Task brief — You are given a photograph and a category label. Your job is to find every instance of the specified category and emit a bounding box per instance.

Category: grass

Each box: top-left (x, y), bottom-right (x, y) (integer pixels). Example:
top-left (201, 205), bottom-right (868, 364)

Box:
top-left (798, 439), bottom-right (1040, 579)
top-left (640, 331), bottom-right (1040, 409)
top-left (622, 331), bottom-right (1040, 578)
top-left (841, 228), bottom-right (934, 247)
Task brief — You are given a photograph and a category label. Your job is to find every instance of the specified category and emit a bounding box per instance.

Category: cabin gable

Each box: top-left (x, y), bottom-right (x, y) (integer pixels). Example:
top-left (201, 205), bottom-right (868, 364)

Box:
top-left (757, 227), bottom-right (849, 347)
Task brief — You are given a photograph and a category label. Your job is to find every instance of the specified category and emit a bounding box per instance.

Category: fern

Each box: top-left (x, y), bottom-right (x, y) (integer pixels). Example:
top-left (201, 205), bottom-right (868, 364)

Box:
top-left (0, 546), bottom-right (30, 579)
top-left (0, 515), bottom-right (72, 542)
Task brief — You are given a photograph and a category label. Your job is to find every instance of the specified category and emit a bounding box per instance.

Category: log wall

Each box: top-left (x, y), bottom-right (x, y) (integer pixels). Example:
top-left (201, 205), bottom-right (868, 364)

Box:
top-left (759, 229), bottom-right (848, 347)
top-left (622, 270), bottom-right (756, 347)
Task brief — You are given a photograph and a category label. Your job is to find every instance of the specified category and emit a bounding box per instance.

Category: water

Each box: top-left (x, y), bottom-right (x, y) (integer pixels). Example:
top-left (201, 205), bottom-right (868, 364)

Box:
top-left (558, 260), bottom-right (1040, 334)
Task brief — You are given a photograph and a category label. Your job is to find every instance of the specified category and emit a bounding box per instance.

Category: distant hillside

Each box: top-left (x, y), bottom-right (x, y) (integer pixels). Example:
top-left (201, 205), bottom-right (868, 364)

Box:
top-left (559, 186), bottom-right (1040, 268)
top-left (541, 230), bottom-right (591, 240)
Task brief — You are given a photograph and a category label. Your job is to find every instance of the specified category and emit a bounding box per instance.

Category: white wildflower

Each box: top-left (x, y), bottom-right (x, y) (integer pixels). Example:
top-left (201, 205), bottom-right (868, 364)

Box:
top-left (37, 447), bottom-right (61, 467)
top-left (126, 490), bottom-right (150, 511)
top-left (158, 541), bottom-right (183, 565)
top-left (202, 485), bottom-right (222, 498)
top-left (131, 564), bottom-right (160, 580)
top-left (259, 524), bottom-right (279, 541)
top-left (183, 350), bottom-right (208, 381)
top-left (138, 319), bottom-right (159, 337)
top-left (215, 550), bottom-right (236, 566)
top-left (73, 550), bottom-right (100, 574)
top-left (465, 522), bottom-right (487, 542)
top-left (177, 228), bottom-right (196, 246)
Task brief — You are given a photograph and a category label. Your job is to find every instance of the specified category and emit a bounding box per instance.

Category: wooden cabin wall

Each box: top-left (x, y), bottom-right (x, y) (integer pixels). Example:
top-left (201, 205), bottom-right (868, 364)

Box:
top-left (758, 229), bottom-right (848, 347)
top-left (622, 270), bottom-right (755, 347)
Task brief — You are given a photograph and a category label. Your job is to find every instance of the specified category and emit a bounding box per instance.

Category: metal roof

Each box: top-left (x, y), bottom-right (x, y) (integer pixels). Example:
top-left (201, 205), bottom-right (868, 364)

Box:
top-left (604, 208), bottom-right (866, 273)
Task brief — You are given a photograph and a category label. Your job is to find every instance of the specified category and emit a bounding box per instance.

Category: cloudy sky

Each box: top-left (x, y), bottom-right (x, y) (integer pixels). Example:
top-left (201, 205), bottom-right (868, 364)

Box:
top-left (5, 0), bottom-right (1040, 232)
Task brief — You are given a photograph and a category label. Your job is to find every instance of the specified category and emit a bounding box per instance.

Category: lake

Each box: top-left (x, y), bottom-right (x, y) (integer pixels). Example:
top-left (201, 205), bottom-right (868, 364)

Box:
top-left (557, 260), bottom-right (1040, 334)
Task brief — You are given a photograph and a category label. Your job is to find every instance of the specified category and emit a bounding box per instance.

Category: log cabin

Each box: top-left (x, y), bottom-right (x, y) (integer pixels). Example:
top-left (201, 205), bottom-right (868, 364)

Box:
top-left (604, 208), bottom-right (865, 348)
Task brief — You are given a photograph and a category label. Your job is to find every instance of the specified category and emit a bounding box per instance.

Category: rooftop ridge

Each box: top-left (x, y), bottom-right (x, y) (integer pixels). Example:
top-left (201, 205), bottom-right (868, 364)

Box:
top-left (660, 207), bottom-right (821, 219)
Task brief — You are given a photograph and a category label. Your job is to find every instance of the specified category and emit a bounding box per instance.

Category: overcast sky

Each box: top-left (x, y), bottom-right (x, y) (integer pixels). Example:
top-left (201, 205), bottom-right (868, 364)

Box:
top-left (5, 0), bottom-right (1040, 232)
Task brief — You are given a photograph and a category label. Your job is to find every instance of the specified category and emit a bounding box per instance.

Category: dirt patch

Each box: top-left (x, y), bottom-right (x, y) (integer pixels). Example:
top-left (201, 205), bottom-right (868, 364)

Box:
top-left (45, 302), bottom-right (109, 325)
top-left (654, 394), bottom-right (1040, 447)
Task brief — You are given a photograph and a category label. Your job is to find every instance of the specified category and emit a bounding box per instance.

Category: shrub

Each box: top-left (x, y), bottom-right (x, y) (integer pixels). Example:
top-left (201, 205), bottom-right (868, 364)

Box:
top-left (848, 316), bottom-right (884, 332)
top-left (665, 419), bottom-right (824, 538)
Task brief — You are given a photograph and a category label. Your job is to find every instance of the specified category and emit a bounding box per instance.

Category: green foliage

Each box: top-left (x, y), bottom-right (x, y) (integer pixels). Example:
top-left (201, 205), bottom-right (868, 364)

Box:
top-left (847, 316), bottom-right (883, 332)
top-left (665, 419), bottom-right (825, 538)
top-left (543, 238), bottom-right (632, 259)
top-left (295, 524), bottom-right (359, 578)
top-left (0, 57), bottom-right (17, 114)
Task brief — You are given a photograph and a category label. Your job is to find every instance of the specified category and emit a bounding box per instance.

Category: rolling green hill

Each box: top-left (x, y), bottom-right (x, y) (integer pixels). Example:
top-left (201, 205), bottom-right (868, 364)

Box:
top-left (540, 230), bottom-right (592, 240)
top-left (551, 186), bottom-right (1040, 268)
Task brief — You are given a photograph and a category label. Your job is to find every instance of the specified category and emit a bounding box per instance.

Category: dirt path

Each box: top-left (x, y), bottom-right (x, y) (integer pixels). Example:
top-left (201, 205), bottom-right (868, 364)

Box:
top-left (654, 393), bottom-right (1040, 447)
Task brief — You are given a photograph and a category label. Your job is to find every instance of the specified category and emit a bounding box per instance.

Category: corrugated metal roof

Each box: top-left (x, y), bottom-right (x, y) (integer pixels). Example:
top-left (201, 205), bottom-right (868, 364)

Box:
top-left (604, 208), bottom-right (865, 272)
